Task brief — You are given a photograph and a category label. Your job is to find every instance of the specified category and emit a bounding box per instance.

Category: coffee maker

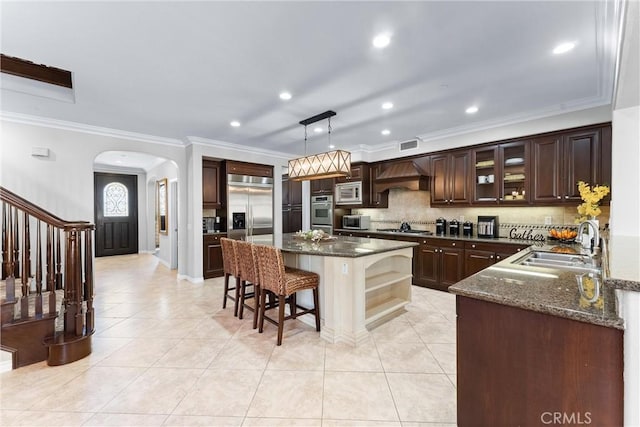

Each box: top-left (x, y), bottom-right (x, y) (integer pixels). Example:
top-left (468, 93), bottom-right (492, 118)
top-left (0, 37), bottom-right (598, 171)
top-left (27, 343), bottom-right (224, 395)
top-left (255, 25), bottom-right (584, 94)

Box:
top-left (435, 218), bottom-right (447, 235)
top-left (213, 216), bottom-right (222, 232)
top-left (477, 216), bottom-right (499, 238)
top-left (449, 219), bottom-right (460, 236)
top-left (462, 221), bottom-right (473, 237)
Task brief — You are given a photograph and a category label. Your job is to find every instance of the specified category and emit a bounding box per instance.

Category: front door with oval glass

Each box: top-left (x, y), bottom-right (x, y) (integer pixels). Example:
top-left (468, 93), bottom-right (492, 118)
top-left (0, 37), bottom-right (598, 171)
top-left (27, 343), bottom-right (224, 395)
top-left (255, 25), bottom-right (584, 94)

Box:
top-left (94, 172), bottom-right (139, 256)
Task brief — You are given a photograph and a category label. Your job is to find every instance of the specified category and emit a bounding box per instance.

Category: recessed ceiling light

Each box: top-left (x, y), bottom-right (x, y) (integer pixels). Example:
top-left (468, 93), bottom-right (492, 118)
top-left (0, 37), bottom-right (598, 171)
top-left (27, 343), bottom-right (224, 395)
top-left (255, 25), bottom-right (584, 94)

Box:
top-left (230, 120), bottom-right (241, 127)
top-left (279, 91), bottom-right (292, 100)
top-left (372, 33), bottom-right (391, 49)
top-left (329, 144), bottom-right (335, 149)
top-left (553, 42), bottom-right (575, 55)
top-left (381, 129), bottom-right (391, 136)
top-left (465, 106), bottom-right (479, 114)
top-left (381, 102), bottom-right (394, 110)
top-left (314, 127), bottom-right (323, 133)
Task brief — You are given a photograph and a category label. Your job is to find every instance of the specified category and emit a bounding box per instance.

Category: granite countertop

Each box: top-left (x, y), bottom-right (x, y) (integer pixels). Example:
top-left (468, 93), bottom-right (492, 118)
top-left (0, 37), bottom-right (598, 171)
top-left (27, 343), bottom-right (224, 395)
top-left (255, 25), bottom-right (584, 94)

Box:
top-left (247, 233), bottom-right (417, 258)
top-left (449, 244), bottom-right (623, 329)
top-left (605, 235), bottom-right (640, 292)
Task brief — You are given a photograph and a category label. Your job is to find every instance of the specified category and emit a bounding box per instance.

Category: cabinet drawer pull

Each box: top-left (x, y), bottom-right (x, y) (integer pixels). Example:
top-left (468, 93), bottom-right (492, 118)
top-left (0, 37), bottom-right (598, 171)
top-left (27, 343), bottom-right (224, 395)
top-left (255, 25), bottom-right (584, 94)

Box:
top-left (557, 196), bottom-right (562, 199)
top-left (490, 255), bottom-right (494, 260)
top-left (452, 243), bottom-right (456, 246)
top-left (496, 255), bottom-right (501, 260)
top-left (471, 244), bottom-right (476, 248)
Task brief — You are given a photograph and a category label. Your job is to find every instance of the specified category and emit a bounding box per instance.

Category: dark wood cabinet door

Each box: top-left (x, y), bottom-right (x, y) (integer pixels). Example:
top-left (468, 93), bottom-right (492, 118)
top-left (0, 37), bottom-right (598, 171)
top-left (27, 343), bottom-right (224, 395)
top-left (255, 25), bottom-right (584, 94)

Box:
top-left (414, 243), bottom-right (439, 288)
top-left (464, 249), bottom-right (495, 277)
top-left (430, 154), bottom-right (449, 204)
top-left (457, 296), bottom-right (623, 427)
top-left (282, 177), bottom-right (290, 206)
top-left (311, 178), bottom-right (334, 195)
top-left (369, 164), bottom-right (388, 207)
top-left (563, 129), bottom-right (600, 201)
top-left (203, 234), bottom-right (224, 278)
top-left (335, 164), bottom-right (364, 183)
top-left (449, 151), bottom-right (471, 204)
top-left (471, 146), bottom-right (499, 204)
top-left (225, 160), bottom-right (273, 178)
top-left (440, 247), bottom-right (464, 288)
top-left (202, 160), bottom-right (221, 208)
top-left (532, 135), bottom-right (563, 203)
top-left (289, 179), bottom-right (303, 205)
top-left (282, 206), bottom-right (303, 233)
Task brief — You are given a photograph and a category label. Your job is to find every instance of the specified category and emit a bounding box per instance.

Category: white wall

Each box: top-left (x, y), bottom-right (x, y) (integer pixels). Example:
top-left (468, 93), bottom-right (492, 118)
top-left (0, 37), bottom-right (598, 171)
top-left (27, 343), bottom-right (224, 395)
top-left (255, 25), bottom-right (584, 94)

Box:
top-left (610, 106), bottom-right (640, 237)
top-left (0, 120), bottom-right (189, 276)
top-left (147, 160), bottom-right (179, 267)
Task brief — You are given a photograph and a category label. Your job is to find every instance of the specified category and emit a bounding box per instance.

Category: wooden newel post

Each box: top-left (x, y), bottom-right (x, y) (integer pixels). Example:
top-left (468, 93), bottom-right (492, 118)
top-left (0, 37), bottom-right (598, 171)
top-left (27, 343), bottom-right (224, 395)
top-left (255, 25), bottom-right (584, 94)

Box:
top-left (84, 228), bottom-right (95, 334)
top-left (63, 228), bottom-right (84, 336)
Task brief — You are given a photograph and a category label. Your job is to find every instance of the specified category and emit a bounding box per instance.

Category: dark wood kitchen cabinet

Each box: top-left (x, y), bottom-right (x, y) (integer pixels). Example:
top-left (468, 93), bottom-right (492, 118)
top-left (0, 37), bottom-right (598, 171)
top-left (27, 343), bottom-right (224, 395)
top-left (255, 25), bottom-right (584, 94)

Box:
top-left (203, 233), bottom-right (226, 278)
top-left (532, 125), bottom-right (611, 204)
top-left (471, 140), bottom-right (530, 205)
top-left (464, 241), bottom-right (528, 276)
top-left (202, 159), bottom-right (223, 209)
top-left (335, 163), bottom-right (366, 183)
top-left (282, 175), bottom-right (302, 233)
top-left (225, 160), bottom-right (273, 178)
top-left (414, 238), bottom-right (464, 290)
top-left (311, 178), bottom-right (334, 195)
top-left (457, 296), bottom-right (622, 427)
top-left (431, 150), bottom-right (471, 205)
top-left (368, 163), bottom-right (388, 208)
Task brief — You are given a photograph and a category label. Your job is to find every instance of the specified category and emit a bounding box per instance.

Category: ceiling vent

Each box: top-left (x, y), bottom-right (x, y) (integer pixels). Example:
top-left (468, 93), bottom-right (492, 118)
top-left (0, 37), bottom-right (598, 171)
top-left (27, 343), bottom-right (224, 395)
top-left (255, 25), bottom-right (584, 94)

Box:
top-left (399, 138), bottom-right (421, 152)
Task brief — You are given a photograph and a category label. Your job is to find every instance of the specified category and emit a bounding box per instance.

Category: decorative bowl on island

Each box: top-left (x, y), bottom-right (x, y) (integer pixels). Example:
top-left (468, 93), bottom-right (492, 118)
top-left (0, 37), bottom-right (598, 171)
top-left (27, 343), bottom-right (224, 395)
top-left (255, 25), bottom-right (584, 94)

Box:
top-left (294, 229), bottom-right (336, 242)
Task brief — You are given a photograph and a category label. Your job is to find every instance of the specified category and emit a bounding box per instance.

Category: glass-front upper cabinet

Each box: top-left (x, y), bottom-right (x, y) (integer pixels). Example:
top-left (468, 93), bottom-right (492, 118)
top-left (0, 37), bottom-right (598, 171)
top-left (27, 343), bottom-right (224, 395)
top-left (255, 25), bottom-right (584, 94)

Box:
top-left (471, 146), bottom-right (499, 203)
top-left (499, 140), bottom-right (530, 204)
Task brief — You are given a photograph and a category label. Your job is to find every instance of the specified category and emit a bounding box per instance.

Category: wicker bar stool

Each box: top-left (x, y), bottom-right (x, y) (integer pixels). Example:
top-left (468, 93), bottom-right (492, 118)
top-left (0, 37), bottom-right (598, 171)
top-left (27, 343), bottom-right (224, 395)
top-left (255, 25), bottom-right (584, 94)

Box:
top-left (253, 244), bottom-right (320, 345)
top-left (220, 237), bottom-right (241, 317)
top-left (235, 240), bottom-right (260, 329)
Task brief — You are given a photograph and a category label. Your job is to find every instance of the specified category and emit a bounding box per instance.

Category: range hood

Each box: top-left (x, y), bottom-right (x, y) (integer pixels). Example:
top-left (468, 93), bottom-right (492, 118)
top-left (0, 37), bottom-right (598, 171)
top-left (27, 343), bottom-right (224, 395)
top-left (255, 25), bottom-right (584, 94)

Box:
top-left (374, 159), bottom-right (430, 192)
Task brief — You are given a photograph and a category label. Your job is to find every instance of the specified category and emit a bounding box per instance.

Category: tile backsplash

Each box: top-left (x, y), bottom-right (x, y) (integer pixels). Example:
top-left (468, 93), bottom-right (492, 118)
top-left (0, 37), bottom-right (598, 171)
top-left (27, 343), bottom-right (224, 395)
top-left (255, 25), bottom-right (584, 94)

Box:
top-left (353, 188), bottom-right (610, 237)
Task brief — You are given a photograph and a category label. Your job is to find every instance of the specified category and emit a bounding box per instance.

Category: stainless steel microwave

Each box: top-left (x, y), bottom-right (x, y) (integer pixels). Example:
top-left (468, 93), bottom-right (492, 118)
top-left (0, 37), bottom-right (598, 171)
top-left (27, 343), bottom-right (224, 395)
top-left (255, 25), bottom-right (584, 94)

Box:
top-left (335, 181), bottom-right (362, 205)
top-left (342, 215), bottom-right (370, 230)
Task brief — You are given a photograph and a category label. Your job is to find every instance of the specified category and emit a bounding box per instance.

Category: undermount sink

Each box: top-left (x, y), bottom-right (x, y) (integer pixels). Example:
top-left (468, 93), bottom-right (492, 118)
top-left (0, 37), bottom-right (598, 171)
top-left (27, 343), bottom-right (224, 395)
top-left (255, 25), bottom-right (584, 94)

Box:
top-left (513, 250), bottom-right (600, 273)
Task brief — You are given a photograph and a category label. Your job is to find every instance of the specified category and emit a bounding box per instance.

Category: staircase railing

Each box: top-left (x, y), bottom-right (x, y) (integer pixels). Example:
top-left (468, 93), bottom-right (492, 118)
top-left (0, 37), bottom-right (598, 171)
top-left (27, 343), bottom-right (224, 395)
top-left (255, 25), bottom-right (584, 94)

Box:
top-left (1, 186), bottom-right (95, 368)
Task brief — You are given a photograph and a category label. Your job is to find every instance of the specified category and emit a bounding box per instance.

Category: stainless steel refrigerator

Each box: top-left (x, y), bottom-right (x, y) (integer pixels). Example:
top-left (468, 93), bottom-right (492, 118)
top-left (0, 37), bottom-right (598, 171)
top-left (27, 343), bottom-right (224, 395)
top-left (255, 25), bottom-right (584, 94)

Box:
top-left (227, 174), bottom-right (274, 241)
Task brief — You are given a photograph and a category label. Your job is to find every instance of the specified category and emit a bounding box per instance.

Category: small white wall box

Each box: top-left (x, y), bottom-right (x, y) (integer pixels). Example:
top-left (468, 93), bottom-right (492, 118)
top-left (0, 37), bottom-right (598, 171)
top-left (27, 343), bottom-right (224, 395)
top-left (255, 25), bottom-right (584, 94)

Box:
top-left (31, 147), bottom-right (50, 157)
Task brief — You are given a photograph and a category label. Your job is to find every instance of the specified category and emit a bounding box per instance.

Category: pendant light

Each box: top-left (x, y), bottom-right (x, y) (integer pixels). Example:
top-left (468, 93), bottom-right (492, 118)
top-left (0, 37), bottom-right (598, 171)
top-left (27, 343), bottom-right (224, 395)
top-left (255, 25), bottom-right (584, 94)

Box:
top-left (288, 110), bottom-right (351, 181)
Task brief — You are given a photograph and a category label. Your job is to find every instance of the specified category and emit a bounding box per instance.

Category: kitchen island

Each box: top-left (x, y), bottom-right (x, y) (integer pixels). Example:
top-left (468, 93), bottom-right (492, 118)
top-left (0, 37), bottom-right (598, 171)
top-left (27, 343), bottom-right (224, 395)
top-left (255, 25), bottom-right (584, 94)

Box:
top-left (449, 243), bottom-right (623, 427)
top-left (248, 233), bottom-right (417, 346)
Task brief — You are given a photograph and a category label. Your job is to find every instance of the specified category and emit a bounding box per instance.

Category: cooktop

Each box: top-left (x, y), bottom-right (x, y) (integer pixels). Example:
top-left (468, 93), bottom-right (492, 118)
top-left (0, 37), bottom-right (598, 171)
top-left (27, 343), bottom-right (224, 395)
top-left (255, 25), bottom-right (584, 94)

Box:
top-left (377, 228), bottom-right (434, 235)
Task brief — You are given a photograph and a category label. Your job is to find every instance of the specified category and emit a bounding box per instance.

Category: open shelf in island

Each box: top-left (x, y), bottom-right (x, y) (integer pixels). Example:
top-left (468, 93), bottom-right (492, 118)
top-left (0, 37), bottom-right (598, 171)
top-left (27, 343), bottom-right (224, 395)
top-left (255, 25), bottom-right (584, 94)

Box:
top-left (364, 254), bottom-right (412, 327)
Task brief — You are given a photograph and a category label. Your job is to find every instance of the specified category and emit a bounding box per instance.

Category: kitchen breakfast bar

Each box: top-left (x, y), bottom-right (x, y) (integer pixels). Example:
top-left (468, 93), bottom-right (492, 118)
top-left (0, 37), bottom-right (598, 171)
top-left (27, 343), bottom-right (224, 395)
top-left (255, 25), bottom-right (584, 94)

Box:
top-left (248, 233), bottom-right (417, 346)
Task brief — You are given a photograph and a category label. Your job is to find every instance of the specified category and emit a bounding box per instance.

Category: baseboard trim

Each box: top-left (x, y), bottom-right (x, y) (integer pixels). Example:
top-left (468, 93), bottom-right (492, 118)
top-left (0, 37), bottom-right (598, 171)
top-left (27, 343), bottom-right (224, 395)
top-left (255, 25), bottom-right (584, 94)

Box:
top-left (177, 274), bottom-right (203, 283)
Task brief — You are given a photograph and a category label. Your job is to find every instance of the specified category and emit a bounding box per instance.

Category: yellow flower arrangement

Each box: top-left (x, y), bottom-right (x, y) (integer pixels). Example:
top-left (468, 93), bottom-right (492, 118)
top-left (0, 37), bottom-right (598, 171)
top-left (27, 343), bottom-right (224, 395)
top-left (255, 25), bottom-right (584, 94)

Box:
top-left (575, 181), bottom-right (610, 223)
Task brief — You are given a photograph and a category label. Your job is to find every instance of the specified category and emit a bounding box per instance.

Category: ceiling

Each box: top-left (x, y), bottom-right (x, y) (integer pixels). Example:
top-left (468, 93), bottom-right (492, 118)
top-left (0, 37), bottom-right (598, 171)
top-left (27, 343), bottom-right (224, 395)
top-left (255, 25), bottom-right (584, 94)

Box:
top-left (0, 1), bottom-right (625, 167)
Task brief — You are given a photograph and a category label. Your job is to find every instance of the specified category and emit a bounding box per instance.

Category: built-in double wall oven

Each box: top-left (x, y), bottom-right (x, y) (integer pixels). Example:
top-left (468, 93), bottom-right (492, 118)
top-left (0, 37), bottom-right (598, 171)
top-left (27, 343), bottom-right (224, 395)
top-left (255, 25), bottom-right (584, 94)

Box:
top-left (311, 195), bottom-right (333, 234)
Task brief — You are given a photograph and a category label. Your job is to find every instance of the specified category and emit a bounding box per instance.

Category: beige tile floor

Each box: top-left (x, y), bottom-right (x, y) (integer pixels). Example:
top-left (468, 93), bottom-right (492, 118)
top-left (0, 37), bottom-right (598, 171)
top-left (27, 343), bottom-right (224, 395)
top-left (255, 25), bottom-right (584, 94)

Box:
top-left (0, 254), bottom-right (457, 427)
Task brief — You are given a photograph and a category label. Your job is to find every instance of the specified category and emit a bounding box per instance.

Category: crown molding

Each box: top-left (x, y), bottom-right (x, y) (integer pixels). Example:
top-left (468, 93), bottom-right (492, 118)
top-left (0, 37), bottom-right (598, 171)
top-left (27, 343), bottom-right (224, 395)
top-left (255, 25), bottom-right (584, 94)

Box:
top-left (414, 99), bottom-right (612, 144)
top-left (186, 135), bottom-right (292, 160)
top-left (0, 111), bottom-right (186, 147)
top-left (93, 164), bottom-right (147, 175)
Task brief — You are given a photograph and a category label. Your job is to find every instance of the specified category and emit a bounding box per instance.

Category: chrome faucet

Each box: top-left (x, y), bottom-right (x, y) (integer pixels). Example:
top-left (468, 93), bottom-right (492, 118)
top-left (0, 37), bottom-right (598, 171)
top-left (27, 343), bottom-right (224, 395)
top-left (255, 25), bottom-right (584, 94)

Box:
top-left (576, 219), bottom-right (600, 252)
